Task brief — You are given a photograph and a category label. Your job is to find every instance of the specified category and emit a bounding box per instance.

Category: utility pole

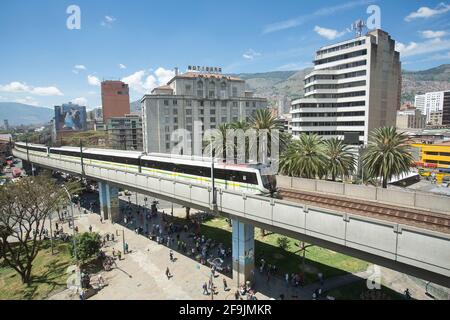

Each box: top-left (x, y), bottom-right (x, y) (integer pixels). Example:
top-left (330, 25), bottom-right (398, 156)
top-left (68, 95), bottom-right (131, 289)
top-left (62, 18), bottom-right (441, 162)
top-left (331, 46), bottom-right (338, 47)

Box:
top-left (122, 229), bottom-right (126, 255)
top-left (48, 210), bottom-right (54, 255)
top-left (211, 150), bottom-right (216, 209)
top-left (63, 185), bottom-right (81, 291)
top-left (80, 140), bottom-right (85, 176)
top-left (210, 273), bottom-right (214, 300)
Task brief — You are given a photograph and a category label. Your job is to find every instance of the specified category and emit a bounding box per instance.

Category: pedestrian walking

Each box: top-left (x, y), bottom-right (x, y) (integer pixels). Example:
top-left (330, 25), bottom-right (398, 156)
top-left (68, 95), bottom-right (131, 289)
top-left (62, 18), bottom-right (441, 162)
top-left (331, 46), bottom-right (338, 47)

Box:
top-left (117, 250), bottom-right (122, 260)
top-left (202, 282), bottom-right (209, 295)
top-left (223, 278), bottom-right (228, 291)
top-left (125, 243), bottom-right (129, 254)
top-left (55, 222), bottom-right (59, 230)
top-left (89, 225), bottom-right (92, 232)
top-left (100, 216), bottom-right (103, 224)
top-left (166, 267), bottom-right (172, 279)
top-left (235, 290), bottom-right (240, 300)
top-left (169, 250), bottom-right (174, 262)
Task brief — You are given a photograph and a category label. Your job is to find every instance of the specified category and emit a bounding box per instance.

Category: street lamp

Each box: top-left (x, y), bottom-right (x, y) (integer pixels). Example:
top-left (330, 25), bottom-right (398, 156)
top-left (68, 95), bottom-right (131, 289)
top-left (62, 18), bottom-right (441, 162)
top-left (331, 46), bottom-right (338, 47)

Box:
top-left (62, 185), bottom-right (81, 292)
top-left (211, 150), bottom-right (217, 209)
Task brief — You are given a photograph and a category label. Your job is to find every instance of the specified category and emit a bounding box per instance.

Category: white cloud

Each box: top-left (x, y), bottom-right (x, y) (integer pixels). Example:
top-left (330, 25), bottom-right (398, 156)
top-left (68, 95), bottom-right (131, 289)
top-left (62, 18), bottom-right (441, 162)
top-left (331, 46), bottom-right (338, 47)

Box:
top-left (0, 81), bottom-right (30, 93)
top-left (262, 0), bottom-right (373, 34)
top-left (419, 30), bottom-right (447, 39)
top-left (101, 15), bottom-right (116, 28)
top-left (32, 86), bottom-right (63, 96)
top-left (396, 38), bottom-right (450, 57)
top-left (0, 81), bottom-right (63, 96)
top-left (122, 68), bottom-right (175, 94)
top-left (119, 64), bottom-right (127, 69)
top-left (242, 49), bottom-right (262, 60)
top-left (314, 26), bottom-right (347, 40)
top-left (87, 75), bottom-right (101, 86)
top-left (154, 67), bottom-right (175, 84)
top-left (15, 96), bottom-right (39, 106)
top-left (74, 65), bottom-right (86, 70)
top-left (405, 3), bottom-right (450, 22)
top-left (71, 97), bottom-right (88, 106)
top-left (122, 70), bottom-right (148, 93)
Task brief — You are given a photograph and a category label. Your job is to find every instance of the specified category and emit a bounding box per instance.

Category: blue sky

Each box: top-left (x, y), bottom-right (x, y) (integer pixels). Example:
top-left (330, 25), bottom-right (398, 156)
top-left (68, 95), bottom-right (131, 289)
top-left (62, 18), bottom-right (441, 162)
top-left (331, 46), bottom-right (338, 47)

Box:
top-left (0, 0), bottom-right (449, 109)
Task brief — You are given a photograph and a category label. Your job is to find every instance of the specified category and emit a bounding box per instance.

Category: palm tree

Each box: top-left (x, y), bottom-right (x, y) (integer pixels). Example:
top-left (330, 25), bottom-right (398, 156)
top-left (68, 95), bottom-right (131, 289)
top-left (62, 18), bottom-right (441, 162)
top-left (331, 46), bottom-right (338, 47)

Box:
top-left (211, 123), bottom-right (228, 160)
top-left (323, 138), bottom-right (356, 181)
top-left (279, 133), bottom-right (327, 179)
top-left (251, 109), bottom-right (291, 165)
top-left (362, 127), bottom-right (414, 188)
top-left (230, 120), bottom-right (251, 131)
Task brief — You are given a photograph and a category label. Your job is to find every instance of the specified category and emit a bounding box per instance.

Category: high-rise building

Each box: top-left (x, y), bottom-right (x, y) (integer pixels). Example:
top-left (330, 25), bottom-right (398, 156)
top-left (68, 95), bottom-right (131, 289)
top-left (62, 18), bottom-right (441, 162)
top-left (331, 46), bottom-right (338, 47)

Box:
top-left (396, 109), bottom-right (426, 129)
top-left (414, 94), bottom-right (426, 115)
top-left (141, 70), bottom-right (268, 153)
top-left (291, 29), bottom-right (401, 145)
top-left (415, 91), bottom-right (450, 124)
top-left (3, 120), bottom-right (9, 130)
top-left (107, 114), bottom-right (143, 151)
top-left (101, 81), bottom-right (130, 123)
top-left (443, 91), bottom-right (450, 126)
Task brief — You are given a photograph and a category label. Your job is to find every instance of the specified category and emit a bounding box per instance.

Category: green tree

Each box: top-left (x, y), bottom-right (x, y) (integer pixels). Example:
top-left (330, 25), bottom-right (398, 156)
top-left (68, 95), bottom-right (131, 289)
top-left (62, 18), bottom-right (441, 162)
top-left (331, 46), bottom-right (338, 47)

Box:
top-left (279, 133), bottom-right (327, 179)
top-left (362, 127), bottom-right (414, 188)
top-left (277, 237), bottom-right (290, 250)
top-left (0, 175), bottom-right (79, 284)
top-left (71, 232), bottom-right (102, 263)
top-left (230, 120), bottom-right (251, 131)
top-left (251, 109), bottom-right (287, 158)
top-left (323, 138), bottom-right (356, 181)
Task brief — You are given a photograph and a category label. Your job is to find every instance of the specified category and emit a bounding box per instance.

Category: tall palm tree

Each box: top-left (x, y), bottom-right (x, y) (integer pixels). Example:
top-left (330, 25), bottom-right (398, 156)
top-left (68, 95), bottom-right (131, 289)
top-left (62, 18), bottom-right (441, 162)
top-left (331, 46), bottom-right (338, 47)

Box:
top-left (362, 127), bottom-right (414, 188)
top-left (279, 133), bottom-right (327, 179)
top-left (230, 120), bottom-right (251, 131)
top-left (251, 109), bottom-right (287, 161)
top-left (216, 123), bottom-right (231, 160)
top-left (323, 138), bottom-right (356, 181)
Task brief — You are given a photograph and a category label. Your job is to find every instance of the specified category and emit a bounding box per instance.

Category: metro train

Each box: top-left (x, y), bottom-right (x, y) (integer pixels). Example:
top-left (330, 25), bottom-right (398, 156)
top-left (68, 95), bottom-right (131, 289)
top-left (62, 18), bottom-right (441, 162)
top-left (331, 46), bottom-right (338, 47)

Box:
top-left (14, 142), bottom-right (277, 195)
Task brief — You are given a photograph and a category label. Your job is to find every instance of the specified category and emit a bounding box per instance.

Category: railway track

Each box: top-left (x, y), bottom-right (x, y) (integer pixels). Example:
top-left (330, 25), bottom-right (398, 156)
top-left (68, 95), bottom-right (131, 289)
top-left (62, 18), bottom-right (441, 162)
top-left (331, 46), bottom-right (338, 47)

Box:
top-left (278, 188), bottom-right (450, 234)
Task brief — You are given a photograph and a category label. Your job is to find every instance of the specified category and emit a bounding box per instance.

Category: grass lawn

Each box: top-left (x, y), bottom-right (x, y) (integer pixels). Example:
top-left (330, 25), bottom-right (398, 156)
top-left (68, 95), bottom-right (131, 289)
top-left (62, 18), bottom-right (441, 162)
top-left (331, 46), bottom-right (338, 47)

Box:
top-left (326, 280), bottom-right (405, 300)
top-left (0, 241), bottom-right (74, 300)
top-left (200, 217), bottom-right (370, 285)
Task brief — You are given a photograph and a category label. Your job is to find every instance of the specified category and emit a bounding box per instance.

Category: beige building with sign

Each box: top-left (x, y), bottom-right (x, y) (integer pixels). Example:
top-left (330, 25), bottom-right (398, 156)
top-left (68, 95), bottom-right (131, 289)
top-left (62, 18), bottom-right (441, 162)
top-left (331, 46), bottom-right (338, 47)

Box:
top-left (141, 70), bottom-right (267, 153)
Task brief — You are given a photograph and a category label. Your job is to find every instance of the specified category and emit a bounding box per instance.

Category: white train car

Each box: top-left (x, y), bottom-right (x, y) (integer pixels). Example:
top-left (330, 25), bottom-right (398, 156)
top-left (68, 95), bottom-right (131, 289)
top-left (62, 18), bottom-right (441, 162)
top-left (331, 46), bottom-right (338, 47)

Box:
top-left (15, 143), bottom-right (276, 195)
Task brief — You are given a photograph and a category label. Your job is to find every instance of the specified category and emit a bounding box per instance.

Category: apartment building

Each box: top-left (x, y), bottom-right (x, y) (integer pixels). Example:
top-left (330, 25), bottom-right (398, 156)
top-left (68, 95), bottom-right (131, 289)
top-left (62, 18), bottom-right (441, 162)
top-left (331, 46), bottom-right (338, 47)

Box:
top-left (141, 70), bottom-right (267, 153)
top-left (291, 29), bottom-right (401, 144)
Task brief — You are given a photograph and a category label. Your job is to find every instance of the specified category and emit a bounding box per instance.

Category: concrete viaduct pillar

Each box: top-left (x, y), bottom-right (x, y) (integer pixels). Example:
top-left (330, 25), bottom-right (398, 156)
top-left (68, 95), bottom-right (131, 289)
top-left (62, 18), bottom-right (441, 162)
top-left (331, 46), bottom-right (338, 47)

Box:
top-left (232, 218), bottom-right (255, 286)
top-left (98, 182), bottom-right (120, 223)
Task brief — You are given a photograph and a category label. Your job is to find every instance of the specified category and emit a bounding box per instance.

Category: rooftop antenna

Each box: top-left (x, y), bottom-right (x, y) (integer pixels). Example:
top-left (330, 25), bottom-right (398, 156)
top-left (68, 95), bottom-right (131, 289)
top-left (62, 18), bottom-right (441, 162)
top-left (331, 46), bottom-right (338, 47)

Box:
top-left (351, 19), bottom-right (367, 37)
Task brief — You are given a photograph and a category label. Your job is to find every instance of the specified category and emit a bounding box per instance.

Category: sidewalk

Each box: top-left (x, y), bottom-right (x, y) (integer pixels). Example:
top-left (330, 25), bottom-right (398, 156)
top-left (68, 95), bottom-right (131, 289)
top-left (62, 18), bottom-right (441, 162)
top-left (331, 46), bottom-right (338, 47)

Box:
top-left (47, 202), bottom-right (435, 300)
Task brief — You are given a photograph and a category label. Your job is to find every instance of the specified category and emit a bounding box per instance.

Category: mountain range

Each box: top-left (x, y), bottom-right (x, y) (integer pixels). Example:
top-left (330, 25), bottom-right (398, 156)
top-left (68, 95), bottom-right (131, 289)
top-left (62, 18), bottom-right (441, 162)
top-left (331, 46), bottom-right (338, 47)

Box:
top-left (0, 103), bottom-right (53, 126)
top-left (235, 64), bottom-right (450, 109)
top-left (2, 64), bottom-right (450, 126)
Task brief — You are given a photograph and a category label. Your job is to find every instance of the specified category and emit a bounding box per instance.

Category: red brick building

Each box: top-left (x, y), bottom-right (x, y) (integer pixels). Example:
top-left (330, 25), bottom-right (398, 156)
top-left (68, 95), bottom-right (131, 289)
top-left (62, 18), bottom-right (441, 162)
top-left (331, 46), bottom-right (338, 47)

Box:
top-left (101, 81), bottom-right (131, 123)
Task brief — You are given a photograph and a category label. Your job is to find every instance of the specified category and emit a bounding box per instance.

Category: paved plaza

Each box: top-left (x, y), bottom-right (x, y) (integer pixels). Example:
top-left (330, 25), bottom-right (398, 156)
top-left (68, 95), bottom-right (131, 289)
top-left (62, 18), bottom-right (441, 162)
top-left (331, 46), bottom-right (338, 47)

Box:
top-left (48, 192), bottom-right (434, 300)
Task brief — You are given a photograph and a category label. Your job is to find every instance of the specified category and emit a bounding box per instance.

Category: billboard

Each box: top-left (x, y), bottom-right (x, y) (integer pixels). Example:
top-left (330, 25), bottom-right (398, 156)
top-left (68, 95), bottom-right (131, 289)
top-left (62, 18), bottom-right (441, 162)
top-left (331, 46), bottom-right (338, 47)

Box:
top-left (54, 103), bottom-right (87, 132)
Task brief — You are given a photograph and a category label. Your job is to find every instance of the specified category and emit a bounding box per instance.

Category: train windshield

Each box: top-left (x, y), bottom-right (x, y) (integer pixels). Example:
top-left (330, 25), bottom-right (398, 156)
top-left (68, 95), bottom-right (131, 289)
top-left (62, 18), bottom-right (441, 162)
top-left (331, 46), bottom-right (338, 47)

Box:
top-left (261, 175), bottom-right (276, 191)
